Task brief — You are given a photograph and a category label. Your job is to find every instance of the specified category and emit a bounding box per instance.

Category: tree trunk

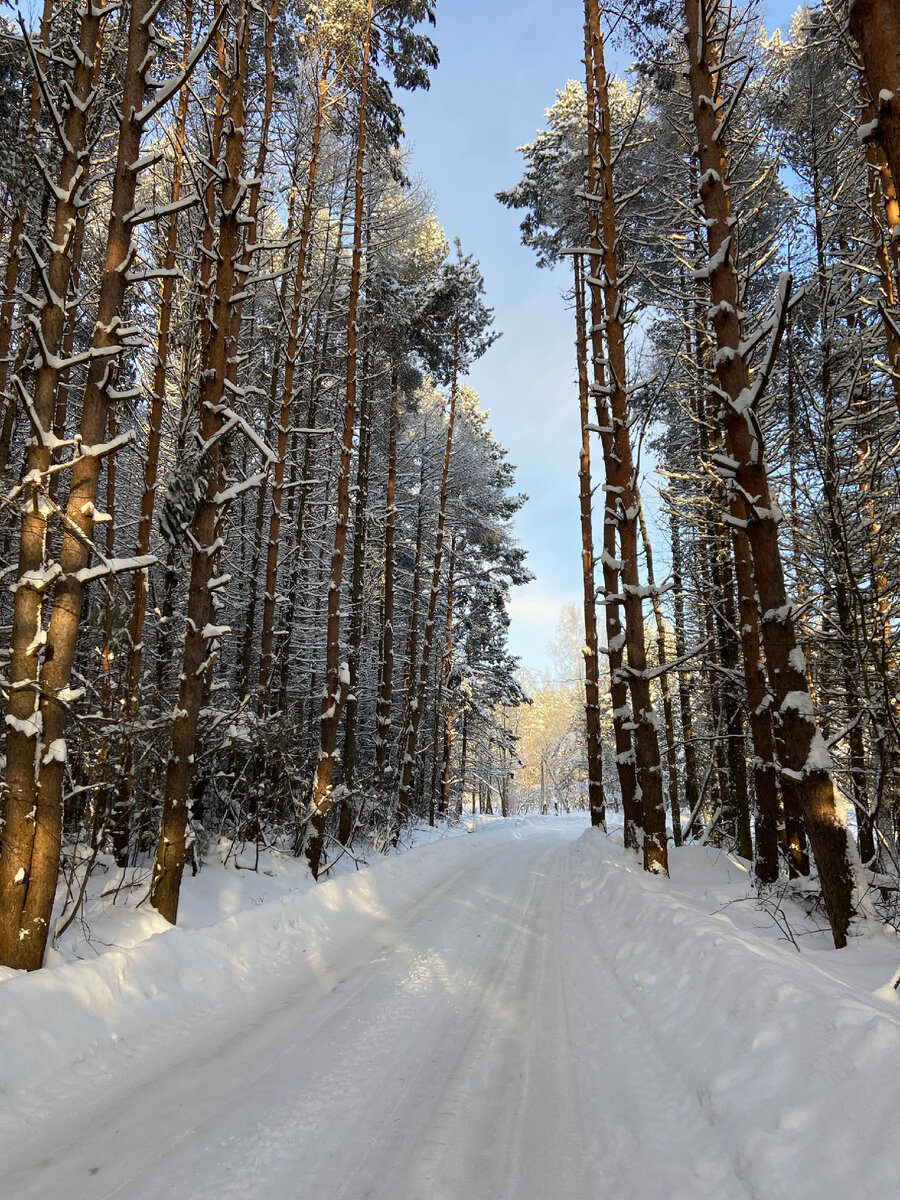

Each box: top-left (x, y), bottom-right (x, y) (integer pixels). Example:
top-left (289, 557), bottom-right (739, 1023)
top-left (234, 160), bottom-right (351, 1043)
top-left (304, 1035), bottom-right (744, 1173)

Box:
top-left (850, 0), bottom-right (900, 196)
top-left (306, 0), bottom-right (374, 880)
top-left (151, 2), bottom-right (253, 923)
top-left (113, 0), bottom-right (196, 861)
top-left (574, 254), bottom-right (608, 830)
top-left (729, 513), bottom-right (781, 884)
top-left (0, 0), bottom-right (54, 431)
top-left (670, 514), bottom-right (700, 838)
top-left (258, 53), bottom-right (330, 715)
top-left (696, 533), bottom-right (730, 831)
top-left (341, 358), bottom-right (373, 799)
top-left (49, 26), bottom-right (105, 478)
top-left (685, 0), bottom-right (854, 946)
top-left (374, 368), bottom-right (400, 779)
top-left (396, 328), bottom-right (460, 830)
top-left (582, 5), bottom-right (638, 847)
top-left (399, 445), bottom-right (428, 748)
top-left (711, 529), bottom-right (752, 859)
top-left (584, 0), bottom-right (667, 874)
top-left (637, 493), bottom-right (680, 845)
top-left (439, 535), bottom-right (457, 817)
top-left (1, 0), bottom-right (158, 968)
top-left (1, 1), bottom-right (106, 971)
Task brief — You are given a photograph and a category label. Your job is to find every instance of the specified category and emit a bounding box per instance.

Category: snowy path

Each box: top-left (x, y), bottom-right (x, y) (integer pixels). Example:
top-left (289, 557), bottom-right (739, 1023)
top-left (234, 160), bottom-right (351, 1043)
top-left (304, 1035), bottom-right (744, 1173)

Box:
top-left (3, 820), bottom-right (899, 1199)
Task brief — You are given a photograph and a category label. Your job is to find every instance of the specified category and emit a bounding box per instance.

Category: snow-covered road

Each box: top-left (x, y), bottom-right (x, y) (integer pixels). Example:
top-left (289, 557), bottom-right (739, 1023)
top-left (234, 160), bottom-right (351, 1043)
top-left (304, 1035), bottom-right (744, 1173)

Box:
top-left (3, 819), bottom-right (899, 1199)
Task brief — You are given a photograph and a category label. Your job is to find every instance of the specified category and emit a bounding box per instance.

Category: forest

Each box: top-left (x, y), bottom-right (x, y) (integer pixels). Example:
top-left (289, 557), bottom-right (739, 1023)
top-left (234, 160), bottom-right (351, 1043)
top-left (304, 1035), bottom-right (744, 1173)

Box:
top-left (0, 0), bottom-right (532, 971)
top-left (1, 1), bottom-right (899, 1197)
top-left (0, 0), bottom-right (899, 976)
top-left (500, 0), bottom-right (900, 952)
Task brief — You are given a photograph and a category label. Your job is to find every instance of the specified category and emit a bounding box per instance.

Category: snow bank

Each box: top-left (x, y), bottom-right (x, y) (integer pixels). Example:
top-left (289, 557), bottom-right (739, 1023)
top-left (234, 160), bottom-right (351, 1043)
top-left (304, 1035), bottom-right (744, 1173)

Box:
top-left (0, 816), bottom-right (538, 1139)
top-left (568, 832), bottom-right (900, 1199)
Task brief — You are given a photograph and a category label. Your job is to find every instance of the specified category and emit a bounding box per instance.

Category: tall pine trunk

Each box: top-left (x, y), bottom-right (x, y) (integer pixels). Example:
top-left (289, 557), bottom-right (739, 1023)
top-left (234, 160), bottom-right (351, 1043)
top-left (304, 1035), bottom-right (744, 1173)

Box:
top-left (582, 6), bottom-right (638, 846)
top-left (670, 513), bottom-right (700, 836)
top-left (340, 359), bottom-right (374, 801)
top-left (0, 0), bottom-right (54, 436)
top-left (637, 495), bottom-right (679, 845)
top-left (439, 534), bottom-right (457, 817)
top-left (1, 0), bottom-right (157, 967)
top-left (584, 0), bottom-right (667, 873)
top-left (574, 254), bottom-right (607, 829)
top-left (305, 0), bottom-right (374, 879)
top-left (257, 53), bottom-right (330, 714)
top-left (113, 0), bottom-right (197, 860)
top-left (151, 2), bottom-right (253, 923)
top-left (374, 369), bottom-right (400, 779)
top-left (685, 0), bottom-right (854, 946)
top-left (850, 0), bottom-right (900, 194)
top-left (396, 329), bottom-right (460, 830)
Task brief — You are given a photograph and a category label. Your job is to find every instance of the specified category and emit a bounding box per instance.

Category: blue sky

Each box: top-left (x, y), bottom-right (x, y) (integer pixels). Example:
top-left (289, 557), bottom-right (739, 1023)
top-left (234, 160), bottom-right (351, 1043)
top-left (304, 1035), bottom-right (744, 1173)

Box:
top-left (399, 1), bottom-right (799, 676)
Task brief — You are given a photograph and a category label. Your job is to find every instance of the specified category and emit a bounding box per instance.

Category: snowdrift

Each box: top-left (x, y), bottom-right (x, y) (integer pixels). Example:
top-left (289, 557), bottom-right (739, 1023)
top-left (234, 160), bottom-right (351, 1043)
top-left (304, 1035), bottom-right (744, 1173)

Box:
top-left (566, 831), bottom-right (900, 1198)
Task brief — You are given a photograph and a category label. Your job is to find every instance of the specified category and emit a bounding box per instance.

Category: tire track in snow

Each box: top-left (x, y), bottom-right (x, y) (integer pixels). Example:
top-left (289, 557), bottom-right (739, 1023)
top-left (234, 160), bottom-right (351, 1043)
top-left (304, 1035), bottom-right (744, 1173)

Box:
top-left (560, 837), bottom-right (759, 1200)
top-left (8, 827), bottom-right (577, 1200)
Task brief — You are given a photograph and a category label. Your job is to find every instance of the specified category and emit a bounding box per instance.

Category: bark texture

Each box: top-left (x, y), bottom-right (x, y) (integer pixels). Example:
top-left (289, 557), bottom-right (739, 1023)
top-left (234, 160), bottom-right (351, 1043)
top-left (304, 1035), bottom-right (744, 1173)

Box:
top-left (585, 0), bottom-right (668, 873)
top-left (1, 0), bottom-right (154, 966)
top-left (258, 54), bottom-right (329, 714)
top-left (306, 0), bottom-right (374, 880)
top-left (685, 0), bottom-right (854, 946)
top-left (850, 0), bottom-right (900, 196)
top-left (574, 254), bottom-right (608, 830)
top-left (582, 3), bottom-right (638, 846)
top-left (374, 372), bottom-right (399, 779)
top-left (151, 3), bottom-right (253, 923)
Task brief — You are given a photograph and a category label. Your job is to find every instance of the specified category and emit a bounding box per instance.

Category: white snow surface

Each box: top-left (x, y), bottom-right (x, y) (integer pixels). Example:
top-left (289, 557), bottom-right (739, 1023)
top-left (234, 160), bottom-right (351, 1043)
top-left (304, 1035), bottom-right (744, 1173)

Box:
top-left (1, 814), bottom-right (899, 1199)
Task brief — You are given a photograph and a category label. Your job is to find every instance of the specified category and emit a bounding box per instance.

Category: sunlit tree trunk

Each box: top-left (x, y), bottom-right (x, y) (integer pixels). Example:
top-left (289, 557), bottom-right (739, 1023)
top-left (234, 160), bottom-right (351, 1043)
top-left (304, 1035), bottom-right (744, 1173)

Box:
top-left (574, 254), bottom-right (608, 830)
top-left (685, 0), bottom-right (854, 946)
top-left (306, 0), bottom-right (375, 879)
top-left (113, 0), bottom-right (196, 861)
top-left (582, 6), bottom-right (638, 846)
top-left (374, 368), bottom-right (400, 779)
top-left (151, 1), bottom-right (253, 923)
top-left (850, 0), bottom-right (900, 194)
top-left (1, 1), bottom-right (104, 970)
top-left (584, 0), bottom-right (667, 873)
top-left (1, 0), bottom-right (157, 967)
top-left (49, 34), bottom-right (105, 480)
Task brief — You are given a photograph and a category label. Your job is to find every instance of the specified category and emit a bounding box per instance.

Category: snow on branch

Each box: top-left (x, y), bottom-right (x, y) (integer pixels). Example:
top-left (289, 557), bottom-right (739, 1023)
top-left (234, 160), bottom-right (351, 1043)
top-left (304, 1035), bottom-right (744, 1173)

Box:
top-left (730, 272), bottom-right (792, 426)
top-left (712, 63), bottom-right (752, 145)
top-left (74, 555), bottom-right (156, 586)
top-left (214, 471), bottom-right (267, 506)
top-left (643, 636), bottom-right (714, 680)
top-left (18, 17), bottom-right (68, 150)
top-left (136, 4), bottom-right (228, 127)
top-left (126, 192), bottom-right (200, 227)
top-left (204, 404), bottom-right (276, 465)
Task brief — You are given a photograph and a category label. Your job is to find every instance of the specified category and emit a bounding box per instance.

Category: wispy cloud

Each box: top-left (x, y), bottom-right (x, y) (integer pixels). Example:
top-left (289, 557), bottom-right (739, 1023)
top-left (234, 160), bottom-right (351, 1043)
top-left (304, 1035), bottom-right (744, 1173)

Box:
top-left (506, 583), bottom-right (581, 673)
top-left (508, 585), bottom-right (573, 629)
